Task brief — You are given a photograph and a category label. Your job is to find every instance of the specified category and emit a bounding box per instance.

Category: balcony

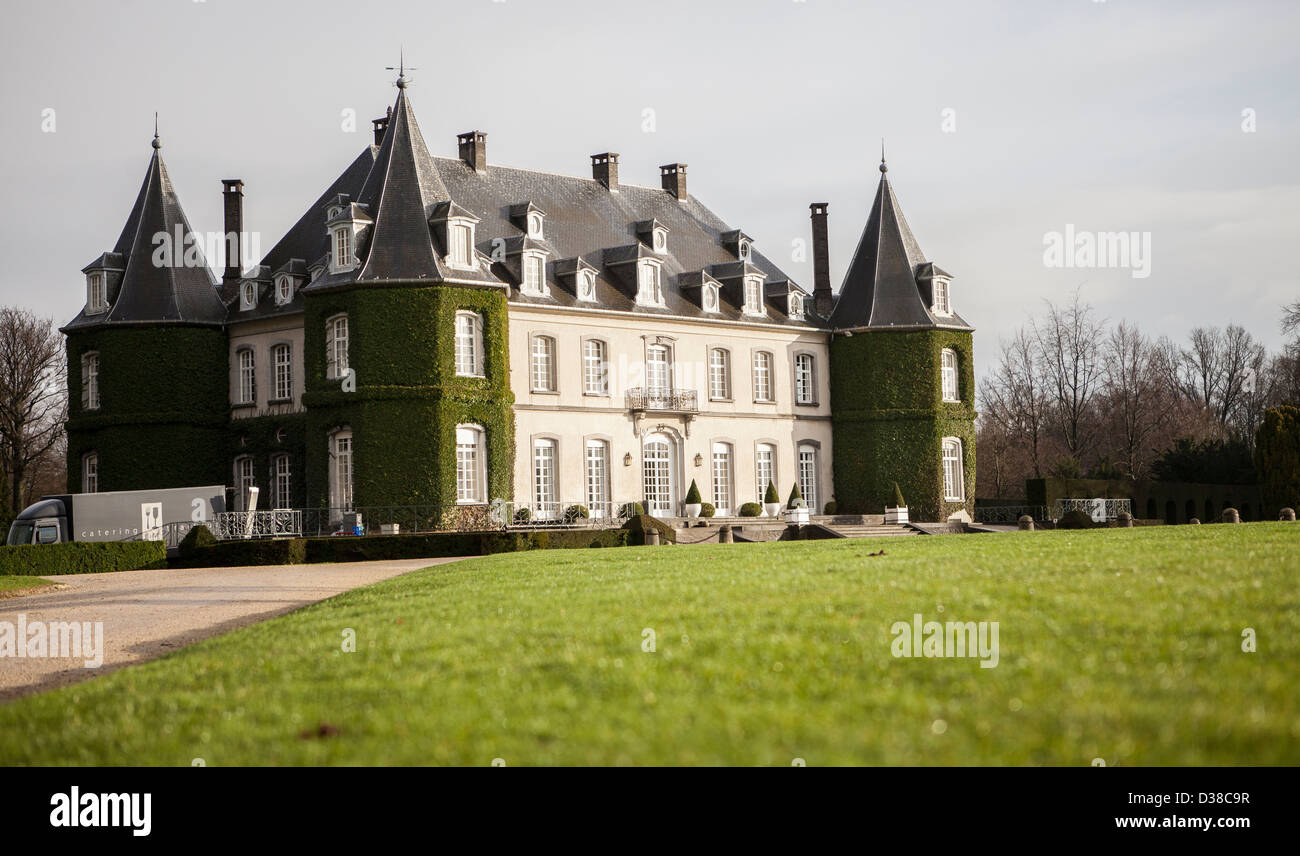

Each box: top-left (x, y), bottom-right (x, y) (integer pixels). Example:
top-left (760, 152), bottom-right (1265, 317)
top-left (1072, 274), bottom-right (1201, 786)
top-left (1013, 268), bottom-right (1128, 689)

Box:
top-left (626, 388), bottom-right (698, 414)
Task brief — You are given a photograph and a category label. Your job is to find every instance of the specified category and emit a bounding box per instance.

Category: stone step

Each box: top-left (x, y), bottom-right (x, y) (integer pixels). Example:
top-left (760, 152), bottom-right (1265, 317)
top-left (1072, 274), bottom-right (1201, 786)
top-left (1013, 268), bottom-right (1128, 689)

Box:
top-left (824, 524), bottom-right (918, 538)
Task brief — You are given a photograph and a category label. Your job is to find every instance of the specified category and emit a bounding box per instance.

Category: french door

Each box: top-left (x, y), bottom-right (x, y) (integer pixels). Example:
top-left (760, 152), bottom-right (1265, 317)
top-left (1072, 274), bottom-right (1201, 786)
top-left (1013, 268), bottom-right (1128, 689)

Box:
top-left (642, 436), bottom-right (676, 517)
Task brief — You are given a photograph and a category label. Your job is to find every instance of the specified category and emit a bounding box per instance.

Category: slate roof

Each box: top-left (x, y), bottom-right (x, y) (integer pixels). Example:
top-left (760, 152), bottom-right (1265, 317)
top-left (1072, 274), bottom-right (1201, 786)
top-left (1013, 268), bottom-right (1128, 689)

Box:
top-left (64, 139), bottom-right (226, 331)
top-left (828, 164), bottom-right (971, 332)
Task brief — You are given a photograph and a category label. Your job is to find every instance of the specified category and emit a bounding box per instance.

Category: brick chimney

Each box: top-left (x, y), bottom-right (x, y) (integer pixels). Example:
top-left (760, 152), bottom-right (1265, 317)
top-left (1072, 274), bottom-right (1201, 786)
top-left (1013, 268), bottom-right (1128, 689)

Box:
top-left (458, 131), bottom-right (487, 172)
top-left (660, 163), bottom-right (687, 201)
top-left (810, 203), bottom-right (833, 316)
top-left (221, 179), bottom-right (244, 300)
top-left (372, 107), bottom-right (391, 146)
top-left (591, 153), bottom-right (619, 191)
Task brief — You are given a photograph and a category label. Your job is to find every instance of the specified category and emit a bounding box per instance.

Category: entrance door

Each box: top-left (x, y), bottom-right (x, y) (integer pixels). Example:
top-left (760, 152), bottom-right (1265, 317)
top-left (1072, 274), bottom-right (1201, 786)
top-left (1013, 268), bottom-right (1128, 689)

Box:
top-left (643, 435), bottom-right (676, 517)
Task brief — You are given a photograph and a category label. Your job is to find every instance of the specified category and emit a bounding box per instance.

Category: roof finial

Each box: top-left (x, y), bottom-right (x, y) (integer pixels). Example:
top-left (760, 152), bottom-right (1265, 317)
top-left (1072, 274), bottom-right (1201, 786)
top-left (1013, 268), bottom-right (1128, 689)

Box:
top-left (387, 47), bottom-right (417, 89)
top-left (879, 139), bottom-right (887, 174)
top-left (152, 112), bottom-right (161, 149)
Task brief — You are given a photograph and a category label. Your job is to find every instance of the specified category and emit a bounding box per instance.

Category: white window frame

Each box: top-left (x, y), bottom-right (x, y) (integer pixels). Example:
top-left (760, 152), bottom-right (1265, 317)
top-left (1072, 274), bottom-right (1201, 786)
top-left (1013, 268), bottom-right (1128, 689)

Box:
top-left (583, 339), bottom-right (608, 396)
top-left (275, 275), bottom-right (293, 306)
top-left (933, 279), bottom-right (951, 316)
top-left (331, 226), bottom-right (355, 274)
top-left (527, 212), bottom-right (544, 239)
top-left (522, 251), bottom-right (548, 296)
top-left (240, 281), bottom-right (257, 312)
top-left (272, 454), bottom-right (292, 509)
top-left (585, 439), bottom-right (610, 517)
top-left (330, 429), bottom-right (354, 512)
top-left (646, 344), bottom-right (672, 396)
top-left (636, 260), bottom-right (664, 307)
top-left (794, 353), bottom-right (816, 406)
top-left (577, 269), bottom-right (598, 303)
top-left (86, 272), bottom-right (107, 314)
top-left (941, 348), bottom-right (959, 402)
top-left (447, 219), bottom-right (476, 270)
top-left (533, 438), bottom-right (558, 519)
top-left (455, 424), bottom-right (487, 504)
top-left (708, 348), bottom-right (731, 401)
top-left (237, 348), bottom-right (256, 405)
top-left (752, 351), bottom-right (774, 403)
top-left (81, 452), bottom-right (99, 493)
top-left (234, 455), bottom-right (256, 511)
top-left (652, 226), bottom-right (668, 253)
top-left (81, 351), bottom-right (100, 411)
top-left (326, 314), bottom-right (349, 380)
top-left (742, 276), bottom-right (765, 316)
top-left (942, 437), bottom-right (966, 502)
top-left (530, 334), bottom-right (556, 392)
top-left (755, 443), bottom-right (775, 504)
top-left (455, 311), bottom-right (484, 377)
top-left (797, 444), bottom-right (819, 513)
top-left (789, 292), bottom-right (804, 319)
top-left (272, 343), bottom-right (293, 401)
top-left (711, 442), bottom-right (733, 516)
top-left (702, 283), bottom-right (720, 313)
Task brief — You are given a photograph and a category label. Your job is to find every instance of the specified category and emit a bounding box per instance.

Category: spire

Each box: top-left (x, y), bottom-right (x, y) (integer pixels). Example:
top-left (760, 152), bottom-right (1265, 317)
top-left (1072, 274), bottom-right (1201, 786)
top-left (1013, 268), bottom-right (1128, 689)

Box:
top-left (153, 113), bottom-right (161, 149)
top-left (829, 159), bottom-right (958, 330)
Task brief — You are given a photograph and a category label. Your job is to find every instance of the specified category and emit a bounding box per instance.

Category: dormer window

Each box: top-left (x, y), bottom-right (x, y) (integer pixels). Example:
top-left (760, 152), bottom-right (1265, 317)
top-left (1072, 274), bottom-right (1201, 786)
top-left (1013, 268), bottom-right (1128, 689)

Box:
top-left (932, 278), bottom-right (951, 315)
top-left (738, 239), bottom-right (751, 261)
top-left (636, 260), bottom-right (664, 307)
top-left (240, 281), bottom-right (257, 311)
top-left (578, 269), bottom-right (598, 302)
top-left (327, 205), bottom-right (342, 220)
top-left (331, 226), bottom-right (355, 274)
top-left (742, 276), bottom-right (764, 316)
top-left (652, 226), bottom-right (668, 253)
top-left (86, 272), bottom-right (107, 314)
top-left (702, 283), bottom-right (720, 313)
top-left (789, 292), bottom-right (804, 319)
top-left (521, 251), bottom-right (548, 296)
top-left (527, 211), bottom-right (544, 239)
top-left (275, 275), bottom-right (294, 306)
top-left (448, 220), bottom-right (476, 269)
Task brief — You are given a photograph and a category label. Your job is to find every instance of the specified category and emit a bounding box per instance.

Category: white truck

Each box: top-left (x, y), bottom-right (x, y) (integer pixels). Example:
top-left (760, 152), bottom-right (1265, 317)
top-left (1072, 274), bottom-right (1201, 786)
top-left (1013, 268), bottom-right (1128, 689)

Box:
top-left (6, 486), bottom-right (227, 547)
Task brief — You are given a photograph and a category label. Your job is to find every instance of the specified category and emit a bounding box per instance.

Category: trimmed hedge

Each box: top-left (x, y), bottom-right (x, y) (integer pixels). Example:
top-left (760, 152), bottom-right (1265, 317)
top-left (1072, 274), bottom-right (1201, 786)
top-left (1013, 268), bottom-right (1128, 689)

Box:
top-left (621, 514), bottom-right (677, 546)
top-left (0, 541), bottom-right (167, 576)
top-left (171, 538), bottom-right (307, 568)
top-left (304, 533), bottom-right (482, 563)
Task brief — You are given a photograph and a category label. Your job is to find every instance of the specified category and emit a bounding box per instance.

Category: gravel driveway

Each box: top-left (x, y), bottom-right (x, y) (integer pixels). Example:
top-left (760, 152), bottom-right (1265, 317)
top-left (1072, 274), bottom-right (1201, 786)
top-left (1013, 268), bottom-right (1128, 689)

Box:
top-left (0, 558), bottom-right (465, 702)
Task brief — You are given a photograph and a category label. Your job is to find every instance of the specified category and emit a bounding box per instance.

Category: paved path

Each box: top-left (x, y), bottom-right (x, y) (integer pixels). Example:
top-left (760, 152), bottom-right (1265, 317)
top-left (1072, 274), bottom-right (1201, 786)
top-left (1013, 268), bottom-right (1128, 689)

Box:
top-left (0, 558), bottom-right (465, 702)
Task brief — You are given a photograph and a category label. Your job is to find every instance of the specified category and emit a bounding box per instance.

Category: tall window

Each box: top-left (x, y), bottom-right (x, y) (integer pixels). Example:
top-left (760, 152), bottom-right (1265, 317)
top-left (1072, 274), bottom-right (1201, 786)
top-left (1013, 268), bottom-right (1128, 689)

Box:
top-left (583, 340), bottom-right (608, 395)
top-left (455, 312), bottom-right (484, 377)
top-left (523, 253), bottom-right (547, 296)
top-left (646, 344), bottom-right (671, 396)
top-left (708, 348), bottom-right (731, 400)
top-left (333, 227), bottom-right (352, 270)
top-left (533, 439), bottom-right (557, 518)
top-left (941, 349), bottom-right (959, 402)
top-left (331, 430), bottom-right (354, 511)
top-left (237, 348), bottom-right (256, 404)
top-left (755, 443), bottom-right (775, 502)
top-left (942, 438), bottom-right (965, 501)
top-left (87, 273), bottom-right (107, 314)
top-left (326, 315), bottom-right (349, 379)
top-left (637, 261), bottom-right (663, 306)
top-left (273, 344), bottom-right (293, 401)
top-left (81, 452), bottom-right (98, 493)
top-left (456, 425), bottom-right (485, 504)
top-left (530, 335), bottom-right (555, 392)
top-left (81, 352), bottom-right (100, 411)
top-left (643, 436), bottom-right (673, 517)
top-left (795, 353), bottom-right (816, 405)
top-left (743, 277), bottom-right (764, 315)
top-left (789, 293), bottom-right (804, 319)
top-left (933, 280), bottom-right (950, 315)
top-left (585, 440), bottom-right (610, 516)
top-left (798, 445), bottom-right (818, 513)
top-left (711, 442), bottom-right (733, 516)
top-left (272, 454), bottom-right (292, 508)
top-left (752, 352), bottom-right (773, 402)
top-left (451, 223), bottom-right (473, 267)
top-left (235, 456), bottom-right (256, 511)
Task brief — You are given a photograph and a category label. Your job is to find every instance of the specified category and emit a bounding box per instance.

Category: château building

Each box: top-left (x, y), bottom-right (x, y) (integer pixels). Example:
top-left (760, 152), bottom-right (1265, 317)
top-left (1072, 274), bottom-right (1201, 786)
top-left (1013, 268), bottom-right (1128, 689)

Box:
top-left (62, 76), bottom-right (976, 524)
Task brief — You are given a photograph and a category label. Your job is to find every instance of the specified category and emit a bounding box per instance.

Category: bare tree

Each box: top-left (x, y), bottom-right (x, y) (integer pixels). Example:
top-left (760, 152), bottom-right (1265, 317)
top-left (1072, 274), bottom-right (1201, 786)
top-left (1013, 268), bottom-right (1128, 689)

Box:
top-left (1099, 322), bottom-right (1168, 479)
top-left (1034, 292), bottom-right (1104, 461)
top-left (1180, 325), bottom-right (1266, 432)
top-left (0, 308), bottom-right (66, 514)
top-left (1283, 300), bottom-right (1300, 336)
top-left (979, 326), bottom-right (1049, 478)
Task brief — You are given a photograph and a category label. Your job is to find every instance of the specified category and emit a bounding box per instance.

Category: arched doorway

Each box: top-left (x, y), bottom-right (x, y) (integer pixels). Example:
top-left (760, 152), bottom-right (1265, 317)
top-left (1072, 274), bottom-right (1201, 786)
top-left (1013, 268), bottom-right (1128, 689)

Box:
top-left (642, 433), bottom-right (678, 517)
top-left (1146, 498), bottom-right (1157, 521)
top-left (1185, 500), bottom-right (1196, 522)
top-left (1165, 500), bottom-right (1177, 525)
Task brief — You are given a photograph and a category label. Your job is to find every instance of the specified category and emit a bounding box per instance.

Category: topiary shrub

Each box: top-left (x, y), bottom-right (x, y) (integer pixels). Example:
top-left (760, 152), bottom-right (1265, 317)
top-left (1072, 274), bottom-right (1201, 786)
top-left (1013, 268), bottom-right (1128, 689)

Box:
top-left (892, 482), bottom-right (907, 508)
top-left (1255, 405), bottom-right (1300, 517)
top-left (700, 502), bottom-right (715, 518)
top-left (179, 524), bottom-right (217, 559)
top-left (823, 500), bottom-right (838, 515)
top-left (739, 502), bottom-right (763, 517)
top-left (563, 504), bottom-right (589, 524)
top-left (621, 514), bottom-right (677, 546)
top-left (685, 480), bottom-right (703, 505)
top-left (619, 502), bottom-right (645, 518)
top-left (764, 481), bottom-right (779, 505)
top-left (787, 483), bottom-right (805, 509)
top-left (1057, 509), bottom-right (1095, 530)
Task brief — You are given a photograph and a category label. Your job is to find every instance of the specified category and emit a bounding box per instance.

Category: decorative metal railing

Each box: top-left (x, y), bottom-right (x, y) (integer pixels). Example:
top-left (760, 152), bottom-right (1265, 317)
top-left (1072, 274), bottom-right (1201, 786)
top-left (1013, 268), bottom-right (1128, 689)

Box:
top-left (292, 501), bottom-right (635, 537)
top-left (626, 388), bottom-right (699, 413)
top-left (1053, 498), bottom-right (1132, 522)
top-left (210, 509), bottom-right (304, 540)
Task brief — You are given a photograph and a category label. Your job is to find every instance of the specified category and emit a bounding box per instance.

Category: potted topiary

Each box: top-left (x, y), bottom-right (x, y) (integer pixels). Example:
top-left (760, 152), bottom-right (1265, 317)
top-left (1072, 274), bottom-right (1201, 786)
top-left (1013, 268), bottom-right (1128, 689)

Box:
top-left (885, 482), bottom-right (909, 524)
top-left (763, 481), bottom-right (782, 517)
top-left (700, 502), bottom-right (716, 519)
top-left (684, 480), bottom-right (703, 518)
top-left (739, 502), bottom-right (763, 517)
top-left (785, 483), bottom-right (809, 525)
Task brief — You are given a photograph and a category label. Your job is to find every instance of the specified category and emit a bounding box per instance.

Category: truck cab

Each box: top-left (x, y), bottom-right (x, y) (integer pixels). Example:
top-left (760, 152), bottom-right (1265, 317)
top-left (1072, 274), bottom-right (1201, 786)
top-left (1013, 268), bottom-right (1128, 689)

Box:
top-left (6, 498), bottom-right (71, 546)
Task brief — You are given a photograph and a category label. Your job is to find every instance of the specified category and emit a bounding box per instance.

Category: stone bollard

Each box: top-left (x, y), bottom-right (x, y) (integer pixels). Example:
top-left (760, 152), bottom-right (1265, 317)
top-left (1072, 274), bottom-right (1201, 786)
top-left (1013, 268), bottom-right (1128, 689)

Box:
top-left (1017, 515), bottom-right (1035, 531)
top-left (1188, 517), bottom-right (1201, 525)
top-left (645, 528), bottom-right (660, 546)
top-left (1117, 511), bottom-right (1134, 528)
top-left (1221, 507), bottom-right (1240, 524)
top-left (1281, 507), bottom-right (1297, 521)
top-left (719, 524), bottom-right (733, 544)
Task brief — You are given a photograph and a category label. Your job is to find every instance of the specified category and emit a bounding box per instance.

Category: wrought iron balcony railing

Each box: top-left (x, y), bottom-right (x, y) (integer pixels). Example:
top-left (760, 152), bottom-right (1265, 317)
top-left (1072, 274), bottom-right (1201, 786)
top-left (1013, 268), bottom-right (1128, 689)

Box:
top-left (626, 387), bottom-right (698, 413)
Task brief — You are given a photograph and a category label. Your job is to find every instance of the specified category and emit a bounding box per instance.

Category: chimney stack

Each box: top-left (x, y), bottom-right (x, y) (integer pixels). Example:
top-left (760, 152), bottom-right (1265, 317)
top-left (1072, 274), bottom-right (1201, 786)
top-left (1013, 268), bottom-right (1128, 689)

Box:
top-left (372, 107), bottom-right (392, 146)
top-left (660, 163), bottom-right (687, 201)
top-left (458, 130), bottom-right (487, 172)
top-left (222, 179), bottom-right (245, 298)
top-left (591, 153), bottom-right (619, 191)
top-left (810, 203), bottom-right (833, 316)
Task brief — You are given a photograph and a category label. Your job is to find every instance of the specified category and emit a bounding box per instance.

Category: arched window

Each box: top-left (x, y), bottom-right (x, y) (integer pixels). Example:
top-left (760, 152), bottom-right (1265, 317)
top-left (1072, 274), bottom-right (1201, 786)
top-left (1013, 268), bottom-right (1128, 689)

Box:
top-left (530, 335), bottom-right (556, 392)
top-left (81, 352), bottom-right (100, 411)
top-left (752, 351), bottom-right (774, 402)
top-left (755, 442), bottom-right (776, 503)
top-left (797, 443), bottom-right (819, 512)
top-left (325, 314), bottom-right (349, 380)
top-left (237, 348), bottom-right (256, 405)
top-left (234, 455), bottom-right (256, 511)
top-left (583, 339), bottom-right (608, 395)
top-left (272, 343), bottom-right (293, 401)
top-left (330, 429), bottom-right (354, 512)
top-left (942, 437), bottom-right (965, 502)
top-left (941, 349), bottom-right (959, 402)
top-left (711, 442), bottom-right (733, 516)
top-left (708, 348), bottom-right (731, 401)
top-left (795, 353), bottom-right (816, 405)
top-left (642, 434), bottom-right (676, 517)
top-left (455, 311), bottom-right (484, 377)
top-left (742, 277), bottom-right (764, 316)
top-left (81, 452), bottom-right (99, 493)
top-left (533, 438), bottom-right (558, 518)
top-left (585, 439), bottom-right (610, 517)
top-left (272, 454), bottom-right (292, 509)
top-left (646, 344), bottom-right (672, 399)
top-left (455, 425), bottom-right (486, 504)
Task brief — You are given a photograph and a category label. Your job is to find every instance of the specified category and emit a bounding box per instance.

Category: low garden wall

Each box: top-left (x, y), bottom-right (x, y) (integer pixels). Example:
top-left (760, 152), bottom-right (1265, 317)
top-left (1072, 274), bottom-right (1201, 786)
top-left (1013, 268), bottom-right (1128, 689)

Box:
top-left (0, 541), bottom-right (168, 576)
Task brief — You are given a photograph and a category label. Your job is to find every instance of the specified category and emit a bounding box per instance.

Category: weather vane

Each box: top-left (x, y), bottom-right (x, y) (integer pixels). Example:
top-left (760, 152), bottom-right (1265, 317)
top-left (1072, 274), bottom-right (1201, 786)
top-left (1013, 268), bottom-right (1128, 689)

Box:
top-left (385, 48), bottom-right (419, 88)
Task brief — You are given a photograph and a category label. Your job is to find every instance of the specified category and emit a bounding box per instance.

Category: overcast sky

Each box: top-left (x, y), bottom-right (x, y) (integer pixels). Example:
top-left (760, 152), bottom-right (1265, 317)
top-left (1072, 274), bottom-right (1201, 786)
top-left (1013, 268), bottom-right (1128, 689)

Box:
top-left (1, 0), bottom-right (1296, 381)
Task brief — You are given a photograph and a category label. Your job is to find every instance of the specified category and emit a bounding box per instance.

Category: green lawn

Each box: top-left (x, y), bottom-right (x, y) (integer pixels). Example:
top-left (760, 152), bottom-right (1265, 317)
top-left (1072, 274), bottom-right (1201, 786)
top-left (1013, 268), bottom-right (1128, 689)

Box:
top-left (0, 575), bottom-right (54, 596)
top-left (2, 524), bottom-right (1297, 765)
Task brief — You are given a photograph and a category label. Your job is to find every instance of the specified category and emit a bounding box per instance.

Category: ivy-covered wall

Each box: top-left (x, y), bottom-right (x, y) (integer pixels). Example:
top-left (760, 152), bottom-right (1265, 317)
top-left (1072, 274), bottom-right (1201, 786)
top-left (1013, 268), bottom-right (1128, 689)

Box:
top-left (229, 412), bottom-right (308, 508)
top-left (829, 328), bottom-right (976, 520)
top-left (301, 284), bottom-right (515, 507)
top-left (65, 326), bottom-right (229, 492)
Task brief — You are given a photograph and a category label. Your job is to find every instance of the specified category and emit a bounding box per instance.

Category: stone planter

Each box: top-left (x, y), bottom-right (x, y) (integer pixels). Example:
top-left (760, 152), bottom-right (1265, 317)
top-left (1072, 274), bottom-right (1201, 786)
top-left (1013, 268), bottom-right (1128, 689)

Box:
top-left (380, 523), bottom-right (401, 536)
top-left (764, 502), bottom-right (782, 518)
top-left (885, 506), bottom-right (909, 524)
top-left (683, 503), bottom-right (702, 519)
top-left (785, 506), bottom-right (811, 525)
